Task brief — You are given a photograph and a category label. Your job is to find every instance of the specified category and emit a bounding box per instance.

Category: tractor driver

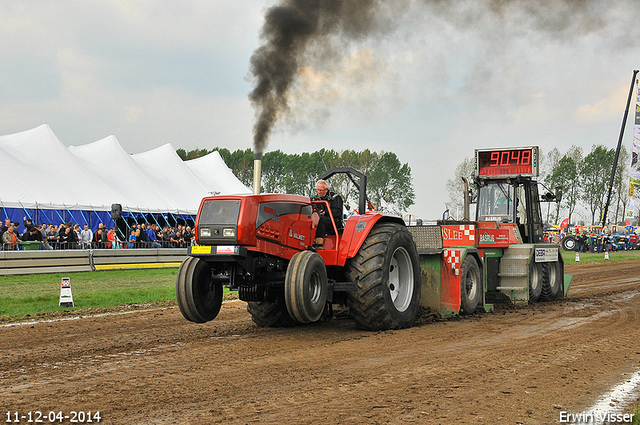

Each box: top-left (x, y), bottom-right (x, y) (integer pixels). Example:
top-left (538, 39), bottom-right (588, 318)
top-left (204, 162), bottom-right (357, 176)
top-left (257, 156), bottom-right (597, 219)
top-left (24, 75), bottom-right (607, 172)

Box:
top-left (311, 179), bottom-right (343, 250)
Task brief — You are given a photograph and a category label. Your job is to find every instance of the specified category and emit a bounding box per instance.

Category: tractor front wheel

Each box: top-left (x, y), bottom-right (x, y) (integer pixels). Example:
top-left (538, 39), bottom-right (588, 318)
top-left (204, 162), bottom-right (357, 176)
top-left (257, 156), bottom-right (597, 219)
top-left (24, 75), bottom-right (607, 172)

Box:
top-left (346, 223), bottom-right (421, 330)
top-left (284, 251), bottom-right (329, 324)
top-left (176, 256), bottom-right (223, 323)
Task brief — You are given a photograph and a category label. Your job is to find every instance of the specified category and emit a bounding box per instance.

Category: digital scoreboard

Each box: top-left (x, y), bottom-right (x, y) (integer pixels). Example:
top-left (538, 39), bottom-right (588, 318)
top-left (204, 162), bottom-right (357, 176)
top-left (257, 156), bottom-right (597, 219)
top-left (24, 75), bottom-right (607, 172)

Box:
top-left (475, 146), bottom-right (539, 179)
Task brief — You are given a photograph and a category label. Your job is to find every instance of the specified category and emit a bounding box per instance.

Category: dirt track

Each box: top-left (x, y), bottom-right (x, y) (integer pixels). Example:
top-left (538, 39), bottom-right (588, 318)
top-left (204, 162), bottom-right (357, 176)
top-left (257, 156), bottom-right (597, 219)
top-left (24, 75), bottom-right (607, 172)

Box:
top-left (2, 259), bottom-right (640, 424)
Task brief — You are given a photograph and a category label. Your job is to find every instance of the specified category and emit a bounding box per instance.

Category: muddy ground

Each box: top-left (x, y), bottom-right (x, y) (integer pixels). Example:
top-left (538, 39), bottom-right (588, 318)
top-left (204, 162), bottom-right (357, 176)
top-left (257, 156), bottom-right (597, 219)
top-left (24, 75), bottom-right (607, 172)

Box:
top-left (2, 259), bottom-right (640, 424)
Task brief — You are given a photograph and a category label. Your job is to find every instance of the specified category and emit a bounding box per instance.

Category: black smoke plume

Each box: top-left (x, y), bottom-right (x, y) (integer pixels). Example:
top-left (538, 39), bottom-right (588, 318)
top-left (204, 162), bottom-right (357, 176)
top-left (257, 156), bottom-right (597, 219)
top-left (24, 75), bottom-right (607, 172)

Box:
top-left (249, 0), bottom-right (387, 158)
top-left (249, 0), bottom-right (627, 158)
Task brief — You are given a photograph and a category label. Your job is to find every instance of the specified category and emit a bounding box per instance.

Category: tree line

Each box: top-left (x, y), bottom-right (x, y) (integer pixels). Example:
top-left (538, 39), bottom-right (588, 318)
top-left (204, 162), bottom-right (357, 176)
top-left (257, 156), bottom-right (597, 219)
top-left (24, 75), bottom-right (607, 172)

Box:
top-left (446, 144), bottom-right (633, 226)
top-left (176, 148), bottom-right (415, 216)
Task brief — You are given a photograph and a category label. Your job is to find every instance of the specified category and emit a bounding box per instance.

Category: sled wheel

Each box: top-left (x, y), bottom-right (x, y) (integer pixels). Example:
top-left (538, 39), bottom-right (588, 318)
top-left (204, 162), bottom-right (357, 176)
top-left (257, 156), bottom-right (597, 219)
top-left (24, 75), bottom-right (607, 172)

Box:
top-left (460, 256), bottom-right (482, 314)
top-left (528, 261), bottom-right (543, 303)
top-left (540, 260), bottom-right (563, 301)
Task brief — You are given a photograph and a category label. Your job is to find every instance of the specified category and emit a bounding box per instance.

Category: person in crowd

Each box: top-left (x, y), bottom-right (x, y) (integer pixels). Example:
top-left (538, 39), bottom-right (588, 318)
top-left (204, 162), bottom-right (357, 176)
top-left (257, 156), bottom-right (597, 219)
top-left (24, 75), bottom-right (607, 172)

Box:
top-left (2, 224), bottom-right (18, 250)
top-left (0, 218), bottom-right (13, 243)
top-left (22, 225), bottom-right (44, 249)
top-left (138, 223), bottom-right (149, 247)
top-left (39, 223), bottom-right (53, 250)
top-left (577, 232), bottom-right (587, 253)
top-left (100, 224), bottom-right (109, 247)
top-left (160, 226), bottom-right (172, 247)
top-left (128, 228), bottom-right (140, 248)
top-left (103, 227), bottom-right (113, 249)
top-left (23, 216), bottom-right (35, 233)
top-left (146, 224), bottom-right (162, 248)
top-left (311, 179), bottom-right (344, 250)
top-left (80, 224), bottom-right (93, 249)
top-left (1, 217), bottom-right (11, 242)
top-left (156, 225), bottom-right (167, 247)
top-left (595, 233), bottom-right (602, 253)
top-left (58, 225), bottom-right (78, 249)
top-left (170, 230), bottom-right (184, 248)
top-left (587, 233), bottom-right (595, 252)
top-left (107, 227), bottom-right (121, 249)
top-left (47, 224), bottom-right (59, 249)
top-left (93, 228), bottom-right (104, 249)
top-left (183, 226), bottom-right (193, 246)
top-left (166, 227), bottom-right (177, 247)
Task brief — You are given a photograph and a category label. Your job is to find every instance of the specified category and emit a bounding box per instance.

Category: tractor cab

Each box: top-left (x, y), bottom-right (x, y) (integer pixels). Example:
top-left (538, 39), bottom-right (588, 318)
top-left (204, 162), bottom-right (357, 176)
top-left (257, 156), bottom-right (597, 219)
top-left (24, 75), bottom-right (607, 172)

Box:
top-left (476, 177), bottom-right (545, 244)
top-left (474, 146), bottom-right (561, 244)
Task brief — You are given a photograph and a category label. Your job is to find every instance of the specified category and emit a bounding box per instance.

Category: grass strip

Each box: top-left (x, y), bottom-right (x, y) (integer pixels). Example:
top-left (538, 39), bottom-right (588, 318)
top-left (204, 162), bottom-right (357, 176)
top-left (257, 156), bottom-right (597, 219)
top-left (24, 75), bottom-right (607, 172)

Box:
top-left (0, 268), bottom-right (235, 321)
top-left (2, 248), bottom-right (639, 321)
top-left (560, 248), bottom-right (640, 263)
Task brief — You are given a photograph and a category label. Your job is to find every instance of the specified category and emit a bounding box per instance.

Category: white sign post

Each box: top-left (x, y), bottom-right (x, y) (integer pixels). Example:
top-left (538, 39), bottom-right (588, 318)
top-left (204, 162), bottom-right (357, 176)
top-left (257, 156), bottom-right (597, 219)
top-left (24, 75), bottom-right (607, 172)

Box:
top-left (59, 277), bottom-right (74, 307)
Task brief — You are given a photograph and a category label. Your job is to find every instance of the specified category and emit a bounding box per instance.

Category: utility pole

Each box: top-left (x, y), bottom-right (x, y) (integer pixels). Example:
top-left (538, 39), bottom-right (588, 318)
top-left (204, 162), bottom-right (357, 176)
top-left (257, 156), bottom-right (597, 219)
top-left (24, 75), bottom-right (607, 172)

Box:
top-left (601, 70), bottom-right (639, 227)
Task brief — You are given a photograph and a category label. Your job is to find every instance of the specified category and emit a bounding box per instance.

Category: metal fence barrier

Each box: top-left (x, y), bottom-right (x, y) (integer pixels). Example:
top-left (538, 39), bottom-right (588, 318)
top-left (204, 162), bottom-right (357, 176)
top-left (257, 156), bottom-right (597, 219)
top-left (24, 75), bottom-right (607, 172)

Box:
top-left (0, 247), bottom-right (188, 276)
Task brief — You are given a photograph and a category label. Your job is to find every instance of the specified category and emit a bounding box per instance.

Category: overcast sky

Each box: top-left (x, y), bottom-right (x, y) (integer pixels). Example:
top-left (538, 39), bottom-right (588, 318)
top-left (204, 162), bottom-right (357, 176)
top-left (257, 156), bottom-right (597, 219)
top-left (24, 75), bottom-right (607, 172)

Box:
top-left (1, 0), bottom-right (639, 220)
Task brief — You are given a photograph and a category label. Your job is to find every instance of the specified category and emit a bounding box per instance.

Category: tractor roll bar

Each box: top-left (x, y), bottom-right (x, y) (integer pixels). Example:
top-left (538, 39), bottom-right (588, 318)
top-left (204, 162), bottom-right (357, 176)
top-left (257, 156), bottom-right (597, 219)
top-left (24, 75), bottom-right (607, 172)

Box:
top-left (319, 167), bottom-right (368, 216)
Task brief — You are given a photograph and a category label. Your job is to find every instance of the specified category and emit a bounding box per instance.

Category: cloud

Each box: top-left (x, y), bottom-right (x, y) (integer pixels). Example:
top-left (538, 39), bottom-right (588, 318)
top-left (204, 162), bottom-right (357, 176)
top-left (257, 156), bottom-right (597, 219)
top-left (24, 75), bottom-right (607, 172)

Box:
top-left (1, 0), bottom-right (640, 220)
top-left (575, 81), bottom-right (632, 123)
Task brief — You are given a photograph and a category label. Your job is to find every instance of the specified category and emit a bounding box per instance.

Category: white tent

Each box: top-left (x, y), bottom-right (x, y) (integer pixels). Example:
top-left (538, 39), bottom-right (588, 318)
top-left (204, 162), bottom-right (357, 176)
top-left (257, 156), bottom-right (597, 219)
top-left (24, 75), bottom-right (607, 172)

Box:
top-left (130, 143), bottom-right (213, 213)
top-left (0, 124), bottom-right (249, 228)
top-left (0, 124), bottom-right (127, 211)
top-left (69, 135), bottom-right (180, 214)
top-left (185, 150), bottom-right (250, 195)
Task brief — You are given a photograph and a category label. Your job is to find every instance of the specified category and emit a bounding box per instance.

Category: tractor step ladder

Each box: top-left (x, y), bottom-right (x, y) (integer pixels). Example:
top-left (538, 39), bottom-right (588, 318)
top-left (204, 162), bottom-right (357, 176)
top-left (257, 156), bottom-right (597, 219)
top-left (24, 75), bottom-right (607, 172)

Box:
top-left (497, 244), bottom-right (532, 303)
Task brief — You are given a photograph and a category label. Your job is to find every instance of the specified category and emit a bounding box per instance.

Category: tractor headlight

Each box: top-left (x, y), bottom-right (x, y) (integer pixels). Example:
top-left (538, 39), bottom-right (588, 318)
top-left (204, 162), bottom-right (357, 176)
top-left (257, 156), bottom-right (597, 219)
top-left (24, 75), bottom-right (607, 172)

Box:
top-left (223, 228), bottom-right (235, 238)
top-left (200, 228), bottom-right (211, 237)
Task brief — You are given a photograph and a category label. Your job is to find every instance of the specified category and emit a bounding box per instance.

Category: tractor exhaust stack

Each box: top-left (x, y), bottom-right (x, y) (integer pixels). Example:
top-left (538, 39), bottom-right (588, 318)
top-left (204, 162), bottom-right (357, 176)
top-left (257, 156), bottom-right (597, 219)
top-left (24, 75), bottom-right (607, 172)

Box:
top-left (253, 154), bottom-right (262, 195)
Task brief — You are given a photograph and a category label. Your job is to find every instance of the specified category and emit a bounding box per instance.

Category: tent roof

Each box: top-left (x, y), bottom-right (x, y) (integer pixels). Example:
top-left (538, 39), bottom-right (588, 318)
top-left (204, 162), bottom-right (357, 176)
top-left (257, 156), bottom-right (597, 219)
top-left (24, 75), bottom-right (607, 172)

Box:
top-left (185, 150), bottom-right (250, 195)
top-left (0, 124), bottom-right (127, 210)
top-left (0, 124), bottom-right (249, 215)
top-left (68, 135), bottom-right (180, 213)
top-left (130, 143), bottom-right (211, 212)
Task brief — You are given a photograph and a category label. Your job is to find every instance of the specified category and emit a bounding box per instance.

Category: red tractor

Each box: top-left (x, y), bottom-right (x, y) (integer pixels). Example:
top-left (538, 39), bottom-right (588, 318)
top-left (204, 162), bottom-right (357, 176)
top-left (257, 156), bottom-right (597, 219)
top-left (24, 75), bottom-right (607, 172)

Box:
top-left (176, 167), bottom-right (421, 330)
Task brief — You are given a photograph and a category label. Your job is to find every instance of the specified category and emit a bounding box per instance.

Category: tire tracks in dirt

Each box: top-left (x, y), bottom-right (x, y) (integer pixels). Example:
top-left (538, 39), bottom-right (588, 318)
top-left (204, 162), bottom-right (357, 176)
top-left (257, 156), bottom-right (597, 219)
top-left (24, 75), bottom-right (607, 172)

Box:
top-left (1, 260), bottom-right (640, 424)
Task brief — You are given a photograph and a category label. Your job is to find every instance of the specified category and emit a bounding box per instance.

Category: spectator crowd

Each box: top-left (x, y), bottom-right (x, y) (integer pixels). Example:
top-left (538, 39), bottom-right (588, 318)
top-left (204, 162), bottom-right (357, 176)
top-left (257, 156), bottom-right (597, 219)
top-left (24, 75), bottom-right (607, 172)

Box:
top-left (1, 217), bottom-right (193, 251)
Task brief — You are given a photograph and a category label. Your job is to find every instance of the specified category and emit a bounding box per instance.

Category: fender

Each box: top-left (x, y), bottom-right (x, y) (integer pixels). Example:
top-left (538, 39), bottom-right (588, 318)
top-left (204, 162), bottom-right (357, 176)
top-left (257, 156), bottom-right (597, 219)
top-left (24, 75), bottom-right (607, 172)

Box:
top-left (337, 213), bottom-right (405, 266)
top-left (438, 247), bottom-right (482, 316)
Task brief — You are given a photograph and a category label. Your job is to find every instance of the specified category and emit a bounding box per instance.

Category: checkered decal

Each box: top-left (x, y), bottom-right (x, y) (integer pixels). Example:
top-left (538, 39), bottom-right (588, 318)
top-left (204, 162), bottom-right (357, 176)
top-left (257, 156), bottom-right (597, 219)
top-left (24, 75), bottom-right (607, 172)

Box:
top-left (444, 249), bottom-right (462, 276)
top-left (460, 225), bottom-right (475, 241)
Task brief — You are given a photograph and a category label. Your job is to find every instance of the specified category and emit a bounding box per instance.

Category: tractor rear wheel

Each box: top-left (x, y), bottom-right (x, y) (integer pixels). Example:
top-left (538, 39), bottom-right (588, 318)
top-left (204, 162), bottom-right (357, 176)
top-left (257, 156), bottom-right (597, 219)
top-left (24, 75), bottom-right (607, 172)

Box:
top-left (460, 256), bottom-right (482, 314)
top-left (346, 223), bottom-right (421, 330)
top-left (561, 235), bottom-right (577, 251)
top-left (528, 261), bottom-right (543, 303)
top-left (176, 256), bottom-right (223, 323)
top-left (247, 295), bottom-right (298, 327)
top-left (284, 251), bottom-right (329, 324)
top-left (540, 261), bottom-right (563, 301)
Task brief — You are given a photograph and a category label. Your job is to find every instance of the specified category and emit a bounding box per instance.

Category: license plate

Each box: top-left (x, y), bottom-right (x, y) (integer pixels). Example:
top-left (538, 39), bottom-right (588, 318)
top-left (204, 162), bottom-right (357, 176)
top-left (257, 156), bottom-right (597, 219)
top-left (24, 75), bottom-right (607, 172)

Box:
top-left (216, 246), bottom-right (237, 254)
